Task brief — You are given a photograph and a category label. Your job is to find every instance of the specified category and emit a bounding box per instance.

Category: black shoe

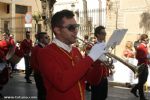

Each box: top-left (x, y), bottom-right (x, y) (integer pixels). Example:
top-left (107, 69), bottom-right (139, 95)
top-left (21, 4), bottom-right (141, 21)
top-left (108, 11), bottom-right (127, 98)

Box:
top-left (126, 83), bottom-right (132, 88)
top-left (25, 77), bottom-right (32, 81)
top-left (0, 93), bottom-right (3, 98)
top-left (130, 90), bottom-right (139, 97)
top-left (26, 80), bottom-right (32, 83)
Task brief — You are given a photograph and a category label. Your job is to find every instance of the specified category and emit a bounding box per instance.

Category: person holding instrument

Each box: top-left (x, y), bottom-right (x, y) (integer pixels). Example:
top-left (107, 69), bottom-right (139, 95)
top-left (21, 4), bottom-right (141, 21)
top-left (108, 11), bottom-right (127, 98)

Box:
top-left (131, 34), bottom-right (149, 100)
top-left (0, 32), bottom-right (14, 98)
top-left (90, 26), bottom-right (110, 100)
top-left (31, 32), bottom-right (50, 100)
top-left (37, 9), bottom-right (107, 100)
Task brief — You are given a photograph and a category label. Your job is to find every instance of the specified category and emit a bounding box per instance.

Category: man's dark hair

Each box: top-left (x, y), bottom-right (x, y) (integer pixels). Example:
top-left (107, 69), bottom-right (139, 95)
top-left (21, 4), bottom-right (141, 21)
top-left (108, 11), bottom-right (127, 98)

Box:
top-left (94, 26), bottom-right (105, 37)
top-left (26, 31), bottom-right (30, 34)
top-left (5, 29), bottom-right (10, 36)
top-left (140, 34), bottom-right (148, 41)
top-left (25, 31), bottom-right (30, 39)
top-left (36, 32), bottom-right (47, 41)
top-left (84, 35), bottom-right (89, 40)
top-left (51, 10), bottom-right (74, 31)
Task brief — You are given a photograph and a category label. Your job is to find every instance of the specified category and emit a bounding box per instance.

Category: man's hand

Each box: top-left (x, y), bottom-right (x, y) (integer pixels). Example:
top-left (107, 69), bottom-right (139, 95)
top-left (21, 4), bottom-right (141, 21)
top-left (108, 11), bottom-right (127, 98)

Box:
top-left (88, 43), bottom-right (106, 61)
top-left (98, 54), bottom-right (107, 62)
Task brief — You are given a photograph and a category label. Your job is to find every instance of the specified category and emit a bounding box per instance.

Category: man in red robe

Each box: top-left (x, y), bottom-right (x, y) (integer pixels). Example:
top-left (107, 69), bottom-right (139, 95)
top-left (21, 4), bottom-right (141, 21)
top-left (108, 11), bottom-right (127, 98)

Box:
top-left (37, 10), bottom-right (107, 100)
top-left (0, 32), bottom-right (14, 98)
top-left (131, 34), bottom-right (149, 100)
top-left (0, 32), bottom-right (15, 56)
top-left (20, 31), bottom-right (32, 83)
top-left (31, 32), bottom-right (49, 100)
top-left (0, 32), bottom-right (16, 74)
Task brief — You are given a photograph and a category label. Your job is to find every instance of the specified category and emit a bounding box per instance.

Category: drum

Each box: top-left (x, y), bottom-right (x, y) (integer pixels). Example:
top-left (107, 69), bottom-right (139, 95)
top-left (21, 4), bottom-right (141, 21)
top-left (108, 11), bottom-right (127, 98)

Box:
top-left (9, 54), bottom-right (22, 65)
top-left (6, 46), bottom-right (15, 60)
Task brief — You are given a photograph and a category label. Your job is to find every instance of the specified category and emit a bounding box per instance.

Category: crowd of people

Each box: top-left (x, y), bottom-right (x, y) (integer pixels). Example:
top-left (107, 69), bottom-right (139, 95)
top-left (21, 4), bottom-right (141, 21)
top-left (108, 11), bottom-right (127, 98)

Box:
top-left (0, 9), bottom-right (149, 100)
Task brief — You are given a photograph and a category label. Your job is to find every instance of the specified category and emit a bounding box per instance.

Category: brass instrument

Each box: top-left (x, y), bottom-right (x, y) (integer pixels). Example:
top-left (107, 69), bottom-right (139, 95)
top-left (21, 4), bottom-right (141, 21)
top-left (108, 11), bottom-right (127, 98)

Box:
top-left (77, 37), bottom-right (114, 69)
top-left (77, 37), bottom-right (139, 74)
top-left (106, 53), bottom-right (138, 74)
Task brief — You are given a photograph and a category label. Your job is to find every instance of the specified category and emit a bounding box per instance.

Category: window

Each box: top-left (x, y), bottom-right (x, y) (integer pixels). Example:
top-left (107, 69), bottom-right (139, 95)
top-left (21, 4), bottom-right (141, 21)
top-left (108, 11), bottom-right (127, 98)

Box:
top-left (16, 5), bottom-right (27, 14)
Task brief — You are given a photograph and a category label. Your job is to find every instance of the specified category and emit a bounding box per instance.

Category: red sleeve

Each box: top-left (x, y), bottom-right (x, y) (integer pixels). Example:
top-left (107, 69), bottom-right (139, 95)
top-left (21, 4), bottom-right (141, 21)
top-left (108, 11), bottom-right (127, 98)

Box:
top-left (14, 46), bottom-right (24, 57)
top-left (84, 60), bottom-right (109, 85)
top-left (37, 46), bottom-right (93, 92)
top-left (72, 47), bottom-right (109, 86)
top-left (20, 39), bottom-right (32, 55)
top-left (9, 38), bottom-right (15, 47)
top-left (0, 48), bottom-right (6, 61)
top-left (136, 44), bottom-right (148, 59)
top-left (136, 43), bottom-right (148, 64)
top-left (85, 67), bottom-right (103, 85)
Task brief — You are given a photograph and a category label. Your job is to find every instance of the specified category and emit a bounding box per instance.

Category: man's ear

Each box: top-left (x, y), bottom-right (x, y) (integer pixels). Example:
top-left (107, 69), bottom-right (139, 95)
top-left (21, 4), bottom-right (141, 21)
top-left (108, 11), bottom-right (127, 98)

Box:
top-left (54, 27), bottom-right (61, 35)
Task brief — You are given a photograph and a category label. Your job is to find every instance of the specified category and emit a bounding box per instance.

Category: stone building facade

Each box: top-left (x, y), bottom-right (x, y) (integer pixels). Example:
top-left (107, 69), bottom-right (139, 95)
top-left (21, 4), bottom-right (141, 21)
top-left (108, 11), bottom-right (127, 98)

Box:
top-left (106, 0), bottom-right (150, 55)
top-left (0, 0), bottom-right (150, 55)
top-left (54, 0), bottom-right (150, 55)
top-left (0, 0), bottom-right (42, 41)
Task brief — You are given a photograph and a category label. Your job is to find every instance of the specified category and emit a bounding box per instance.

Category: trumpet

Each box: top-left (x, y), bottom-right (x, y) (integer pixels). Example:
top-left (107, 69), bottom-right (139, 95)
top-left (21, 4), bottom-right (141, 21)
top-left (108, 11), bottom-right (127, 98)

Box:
top-left (77, 37), bottom-right (138, 74)
top-left (77, 37), bottom-right (114, 69)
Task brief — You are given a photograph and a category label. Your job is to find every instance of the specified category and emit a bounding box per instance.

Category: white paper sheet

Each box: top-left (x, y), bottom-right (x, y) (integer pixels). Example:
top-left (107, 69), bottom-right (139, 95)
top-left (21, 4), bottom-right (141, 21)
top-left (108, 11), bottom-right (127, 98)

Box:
top-left (105, 29), bottom-right (128, 50)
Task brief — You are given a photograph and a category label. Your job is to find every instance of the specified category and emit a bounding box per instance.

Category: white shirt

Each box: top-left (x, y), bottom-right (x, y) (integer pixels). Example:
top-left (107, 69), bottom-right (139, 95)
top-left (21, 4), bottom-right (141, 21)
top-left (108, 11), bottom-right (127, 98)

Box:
top-left (52, 38), bottom-right (72, 53)
top-left (38, 42), bottom-right (46, 48)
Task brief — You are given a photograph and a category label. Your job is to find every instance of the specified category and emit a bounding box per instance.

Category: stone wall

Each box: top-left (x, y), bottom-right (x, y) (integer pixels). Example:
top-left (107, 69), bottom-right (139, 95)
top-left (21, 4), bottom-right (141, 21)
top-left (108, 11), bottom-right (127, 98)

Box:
top-left (106, 0), bottom-right (150, 56)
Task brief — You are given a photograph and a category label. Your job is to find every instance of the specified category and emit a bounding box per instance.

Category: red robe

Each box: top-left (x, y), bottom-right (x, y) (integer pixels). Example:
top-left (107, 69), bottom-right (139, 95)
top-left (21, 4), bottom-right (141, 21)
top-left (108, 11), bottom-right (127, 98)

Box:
top-left (0, 38), bottom-right (15, 60)
top-left (0, 40), bottom-right (11, 55)
top-left (136, 43), bottom-right (148, 65)
top-left (30, 44), bottom-right (43, 72)
top-left (37, 43), bottom-right (103, 100)
top-left (0, 48), bottom-right (5, 62)
top-left (20, 39), bottom-right (32, 55)
top-left (91, 60), bottom-right (109, 82)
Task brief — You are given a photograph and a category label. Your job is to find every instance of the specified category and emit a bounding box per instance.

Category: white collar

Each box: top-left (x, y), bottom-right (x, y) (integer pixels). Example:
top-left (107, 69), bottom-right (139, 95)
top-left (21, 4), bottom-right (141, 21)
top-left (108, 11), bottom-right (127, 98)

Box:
top-left (38, 42), bottom-right (46, 48)
top-left (141, 43), bottom-right (147, 47)
top-left (52, 38), bottom-right (72, 52)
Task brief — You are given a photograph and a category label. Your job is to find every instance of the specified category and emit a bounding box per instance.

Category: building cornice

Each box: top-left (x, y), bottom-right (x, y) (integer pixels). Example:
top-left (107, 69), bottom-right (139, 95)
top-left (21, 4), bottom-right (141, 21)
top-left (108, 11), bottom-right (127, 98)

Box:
top-left (0, 0), bottom-right (33, 6)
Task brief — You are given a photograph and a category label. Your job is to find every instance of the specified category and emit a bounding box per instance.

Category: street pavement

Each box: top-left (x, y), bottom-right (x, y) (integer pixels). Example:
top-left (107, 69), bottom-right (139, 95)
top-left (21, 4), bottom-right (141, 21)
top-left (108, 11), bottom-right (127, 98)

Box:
top-left (0, 72), bottom-right (150, 100)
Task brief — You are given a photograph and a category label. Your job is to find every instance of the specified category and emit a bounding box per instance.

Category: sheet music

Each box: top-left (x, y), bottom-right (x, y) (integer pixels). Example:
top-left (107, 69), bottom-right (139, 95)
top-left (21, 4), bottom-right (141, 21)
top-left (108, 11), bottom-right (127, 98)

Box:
top-left (105, 29), bottom-right (128, 50)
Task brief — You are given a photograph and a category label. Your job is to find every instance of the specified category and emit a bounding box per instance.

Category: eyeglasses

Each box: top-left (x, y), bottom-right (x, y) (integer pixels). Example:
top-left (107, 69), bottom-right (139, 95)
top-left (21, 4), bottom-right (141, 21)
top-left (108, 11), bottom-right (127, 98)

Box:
top-left (62, 24), bottom-right (80, 32)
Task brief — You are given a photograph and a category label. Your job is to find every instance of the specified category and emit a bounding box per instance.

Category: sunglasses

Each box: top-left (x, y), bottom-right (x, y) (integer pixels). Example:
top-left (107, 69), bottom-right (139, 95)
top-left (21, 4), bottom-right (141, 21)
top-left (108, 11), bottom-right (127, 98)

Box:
top-left (44, 37), bottom-right (49, 39)
top-left (62, 24), bottom-right (80, 32)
